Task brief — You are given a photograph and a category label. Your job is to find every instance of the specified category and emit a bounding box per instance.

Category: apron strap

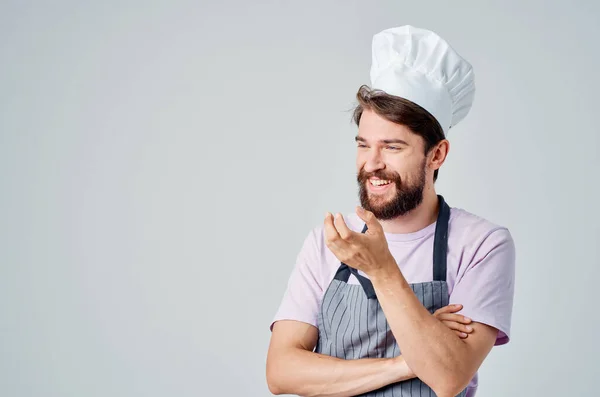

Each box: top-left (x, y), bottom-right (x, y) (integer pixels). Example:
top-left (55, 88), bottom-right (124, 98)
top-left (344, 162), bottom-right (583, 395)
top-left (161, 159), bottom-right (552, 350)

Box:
top-left (332, 195), bottom-right (451, 299)
top-left (432, 195), bottom-right (451, 282)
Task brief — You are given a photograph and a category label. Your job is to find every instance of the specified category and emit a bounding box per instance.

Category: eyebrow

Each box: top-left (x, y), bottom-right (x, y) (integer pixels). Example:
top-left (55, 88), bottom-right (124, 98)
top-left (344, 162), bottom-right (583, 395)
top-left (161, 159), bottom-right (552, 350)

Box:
top-left (355, 136), bottom-right (409, 145)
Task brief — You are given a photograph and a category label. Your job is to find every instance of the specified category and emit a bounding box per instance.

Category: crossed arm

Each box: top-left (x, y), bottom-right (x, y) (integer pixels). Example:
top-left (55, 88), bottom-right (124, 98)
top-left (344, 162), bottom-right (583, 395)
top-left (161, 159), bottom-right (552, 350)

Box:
top-left (266, 320), bottom-right (414, 397)
top-left (369, 266), bottom-right (498, 396)
top-left (266, 303), bottom-right (494, 397)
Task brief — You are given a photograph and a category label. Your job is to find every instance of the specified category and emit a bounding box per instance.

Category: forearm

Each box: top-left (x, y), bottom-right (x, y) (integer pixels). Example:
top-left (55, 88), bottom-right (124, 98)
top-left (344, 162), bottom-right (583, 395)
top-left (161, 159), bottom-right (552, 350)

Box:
top-left (267, 347), bottom-right (415, 397)
top-left (371, 267), bottom-right (472, 396)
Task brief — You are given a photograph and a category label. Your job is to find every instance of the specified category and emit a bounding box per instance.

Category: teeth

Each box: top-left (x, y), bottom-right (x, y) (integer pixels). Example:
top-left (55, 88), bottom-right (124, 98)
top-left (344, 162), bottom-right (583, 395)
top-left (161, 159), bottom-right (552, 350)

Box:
top-left (370, 179), bottom-right (391, 186)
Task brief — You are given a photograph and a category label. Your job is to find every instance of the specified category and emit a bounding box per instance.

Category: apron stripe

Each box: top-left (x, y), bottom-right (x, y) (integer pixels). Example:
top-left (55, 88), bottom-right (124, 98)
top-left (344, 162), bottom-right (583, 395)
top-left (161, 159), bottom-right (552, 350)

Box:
top-left (325, 281), bottom-right (343, 315)
top-left (429, 284), bottom-right (434, 314)
top-left (337, 305), bottom-right (350, 358)
top-left (321, 280), bottom-right (344, 350)
top-left (358, 293), bottom-right (365, 358)
top-left (342, 286), bottom-right (354, 359)
top-left (350, 286), bottom-right (359, 359)
top-left (375, 301), bottom-right (380, 358)
top-left (330, 297), bottom-right (346, 356)
top-left (365, 300), bottom-right (371, 358)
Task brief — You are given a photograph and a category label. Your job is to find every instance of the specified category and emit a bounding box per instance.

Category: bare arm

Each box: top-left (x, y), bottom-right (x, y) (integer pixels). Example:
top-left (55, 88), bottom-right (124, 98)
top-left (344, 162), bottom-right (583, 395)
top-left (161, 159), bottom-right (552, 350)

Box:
top-left (371, 266), bottom-right (497, 397)
top-left (266, 320), bottom-right (415, 397)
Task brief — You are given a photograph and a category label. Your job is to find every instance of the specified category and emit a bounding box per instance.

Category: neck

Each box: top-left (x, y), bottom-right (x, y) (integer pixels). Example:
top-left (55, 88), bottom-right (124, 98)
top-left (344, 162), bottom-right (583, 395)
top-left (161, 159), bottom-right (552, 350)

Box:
top-left (377, 186), bottom-right (440, 234)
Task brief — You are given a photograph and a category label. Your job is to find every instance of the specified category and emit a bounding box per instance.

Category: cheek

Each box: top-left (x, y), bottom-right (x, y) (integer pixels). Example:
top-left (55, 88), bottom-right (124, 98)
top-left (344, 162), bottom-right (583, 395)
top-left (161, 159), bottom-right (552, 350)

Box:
top-left (383, 156), bottom-right (406, 174)
top-left (385, 154), bottom-right (420, 179)
top-left (356, 154), bottom-right (366, 171)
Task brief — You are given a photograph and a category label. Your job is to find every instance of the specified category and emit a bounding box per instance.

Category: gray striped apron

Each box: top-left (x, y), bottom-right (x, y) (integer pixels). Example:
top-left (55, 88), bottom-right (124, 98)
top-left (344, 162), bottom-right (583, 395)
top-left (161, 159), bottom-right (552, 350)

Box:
top-left (315, 195), bottom-right (467, 397)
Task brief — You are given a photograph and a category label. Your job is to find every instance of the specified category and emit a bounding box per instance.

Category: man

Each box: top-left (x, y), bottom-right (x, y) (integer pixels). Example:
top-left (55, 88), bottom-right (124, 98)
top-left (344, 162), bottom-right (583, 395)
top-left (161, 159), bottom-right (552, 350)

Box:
top-left (266, 25), bottom-right (515, 397)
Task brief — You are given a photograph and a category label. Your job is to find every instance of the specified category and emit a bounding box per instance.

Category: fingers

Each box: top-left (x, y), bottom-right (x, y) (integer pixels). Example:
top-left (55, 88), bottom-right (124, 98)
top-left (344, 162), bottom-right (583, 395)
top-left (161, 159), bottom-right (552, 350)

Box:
top-left (324, 213), bottom-right (352, 254)
top-left (356, 207), bottom-right (383, 234)
top-left (325, 212), bottom-right (358, 241)
top-left (324, 213), bottom-right (344, 251)
top-left (433, 304), bottom-right (463, 316)
top-left (435, 305), bottom-right (473, 338)
top-left (333, 213), bottom-right (354, 241)
top-left (436, 313), bottom-right (472, 325)
top-left (441, 320), bottom-right (473, 335)
top-left (324, 212), bottom-right (340, 241)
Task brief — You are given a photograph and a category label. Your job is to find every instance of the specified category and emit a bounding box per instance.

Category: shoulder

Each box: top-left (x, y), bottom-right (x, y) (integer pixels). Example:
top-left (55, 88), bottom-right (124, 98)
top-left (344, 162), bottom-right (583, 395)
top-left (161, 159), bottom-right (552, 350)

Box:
top-left (448, 206), bottom-right (515, 249)
top-left (447, 207), bottom-right (516, 279)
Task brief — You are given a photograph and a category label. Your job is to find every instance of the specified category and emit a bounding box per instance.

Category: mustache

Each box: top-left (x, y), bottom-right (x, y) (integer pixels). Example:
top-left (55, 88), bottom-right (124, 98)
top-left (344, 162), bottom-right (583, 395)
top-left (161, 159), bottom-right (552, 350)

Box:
top-left (357, 169), bottom-right (401, 182)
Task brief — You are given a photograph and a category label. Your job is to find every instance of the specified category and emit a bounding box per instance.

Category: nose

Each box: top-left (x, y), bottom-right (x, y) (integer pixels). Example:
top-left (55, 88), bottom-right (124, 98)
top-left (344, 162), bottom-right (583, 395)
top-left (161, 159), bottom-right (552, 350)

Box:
top-left (362, 149), bottom-right (385, 173)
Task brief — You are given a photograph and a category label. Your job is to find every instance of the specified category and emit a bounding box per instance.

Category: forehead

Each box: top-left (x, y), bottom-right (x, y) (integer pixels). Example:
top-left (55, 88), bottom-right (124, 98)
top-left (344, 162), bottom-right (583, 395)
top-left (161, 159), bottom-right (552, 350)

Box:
top-left (357, 109), bottom-right (416, 143)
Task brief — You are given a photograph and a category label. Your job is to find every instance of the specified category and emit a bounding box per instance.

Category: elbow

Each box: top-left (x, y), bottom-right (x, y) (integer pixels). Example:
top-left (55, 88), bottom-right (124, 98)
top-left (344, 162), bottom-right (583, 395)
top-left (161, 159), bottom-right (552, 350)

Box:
top-left (432, 385), bottom-right (464, 397)
top-left (267, 348), bottom-right (316, 396)
top-left (430, 372), bottom-right (471, 397)
top-left (267, 372), bottom-right (304, 396)
top-left (266, 354), bottom-right (291, 396)
top-left (267, 381), bottom-right (283, 396)
top-left (266, 376), bottom-right (282, 395)
top-left (425, 363), bottom-right (472, 397)
top-left (267, 366), bottom-right (313, 397)
top-left (266, 366), bottom-right (284, 395)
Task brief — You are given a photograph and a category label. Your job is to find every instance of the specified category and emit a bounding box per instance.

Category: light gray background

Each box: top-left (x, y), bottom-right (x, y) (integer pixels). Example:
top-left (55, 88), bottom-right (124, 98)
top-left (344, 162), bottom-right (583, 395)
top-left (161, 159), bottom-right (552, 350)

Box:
top-left (1, 1), bottom-right (598, 396)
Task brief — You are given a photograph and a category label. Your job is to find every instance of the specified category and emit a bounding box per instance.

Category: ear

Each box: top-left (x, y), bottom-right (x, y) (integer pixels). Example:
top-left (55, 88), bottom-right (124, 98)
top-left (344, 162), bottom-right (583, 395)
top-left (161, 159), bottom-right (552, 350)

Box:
top-left (429, 139), bottom-right (450, 172)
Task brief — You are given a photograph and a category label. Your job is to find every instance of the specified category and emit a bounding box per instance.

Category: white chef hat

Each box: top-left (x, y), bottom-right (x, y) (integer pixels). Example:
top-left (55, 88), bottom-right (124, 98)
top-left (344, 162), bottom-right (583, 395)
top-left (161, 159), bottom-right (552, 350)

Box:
top-left (369, 25), bottom-right (476, 135)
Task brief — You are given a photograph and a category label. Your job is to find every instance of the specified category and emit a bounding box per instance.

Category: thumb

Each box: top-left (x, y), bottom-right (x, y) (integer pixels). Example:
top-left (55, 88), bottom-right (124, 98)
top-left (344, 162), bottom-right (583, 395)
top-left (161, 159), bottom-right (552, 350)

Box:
top-left (356, 206), bottom-right (383, 234)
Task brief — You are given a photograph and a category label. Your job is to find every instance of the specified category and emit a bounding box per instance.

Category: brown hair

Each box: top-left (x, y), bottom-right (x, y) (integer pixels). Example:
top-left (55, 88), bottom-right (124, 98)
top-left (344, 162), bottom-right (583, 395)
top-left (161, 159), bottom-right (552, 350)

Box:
top-left (352, 85), bottom-right (445, 182)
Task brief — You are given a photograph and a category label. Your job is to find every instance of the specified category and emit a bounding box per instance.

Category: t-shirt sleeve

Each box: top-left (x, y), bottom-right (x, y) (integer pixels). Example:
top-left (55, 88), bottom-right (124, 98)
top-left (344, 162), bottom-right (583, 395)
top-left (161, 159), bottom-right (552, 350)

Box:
top-left (270, 228), bottom-right (324, 331)
top-left (449, 228), bottom-right (516, 346)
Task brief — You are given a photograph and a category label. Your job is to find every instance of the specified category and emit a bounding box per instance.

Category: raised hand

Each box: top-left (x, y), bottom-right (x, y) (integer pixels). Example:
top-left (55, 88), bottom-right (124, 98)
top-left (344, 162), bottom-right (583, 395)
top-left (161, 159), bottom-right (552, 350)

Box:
top-left (323, 207), bottom-right (396, 279)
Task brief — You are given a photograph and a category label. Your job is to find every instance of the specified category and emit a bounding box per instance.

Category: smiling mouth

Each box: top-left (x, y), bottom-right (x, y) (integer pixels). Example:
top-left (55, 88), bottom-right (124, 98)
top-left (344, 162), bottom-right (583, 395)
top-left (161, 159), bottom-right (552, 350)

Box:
top-left (369, 179), bottom-right (392, 186)
top-left (367, 178), bottom-right (395, 194)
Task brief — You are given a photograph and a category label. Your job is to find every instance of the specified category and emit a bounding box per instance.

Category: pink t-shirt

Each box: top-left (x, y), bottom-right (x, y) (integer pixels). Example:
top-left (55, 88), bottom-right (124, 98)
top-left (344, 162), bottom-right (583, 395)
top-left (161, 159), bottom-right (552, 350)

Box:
top-left (271, 206), bottom-right (516, 396)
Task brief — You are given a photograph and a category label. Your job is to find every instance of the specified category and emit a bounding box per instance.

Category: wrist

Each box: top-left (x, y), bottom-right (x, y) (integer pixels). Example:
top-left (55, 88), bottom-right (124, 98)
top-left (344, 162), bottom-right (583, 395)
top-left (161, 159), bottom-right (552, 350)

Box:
top-left (390, 355), bottom-right (416, 382)
top-left (370, 256), bottom-right (403, 284)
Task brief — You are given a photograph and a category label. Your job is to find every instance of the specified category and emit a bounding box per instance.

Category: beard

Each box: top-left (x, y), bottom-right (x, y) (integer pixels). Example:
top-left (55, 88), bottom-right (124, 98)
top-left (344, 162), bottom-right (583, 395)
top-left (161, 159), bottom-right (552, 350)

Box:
top-left (357, 160), bottom-right (427, 220)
